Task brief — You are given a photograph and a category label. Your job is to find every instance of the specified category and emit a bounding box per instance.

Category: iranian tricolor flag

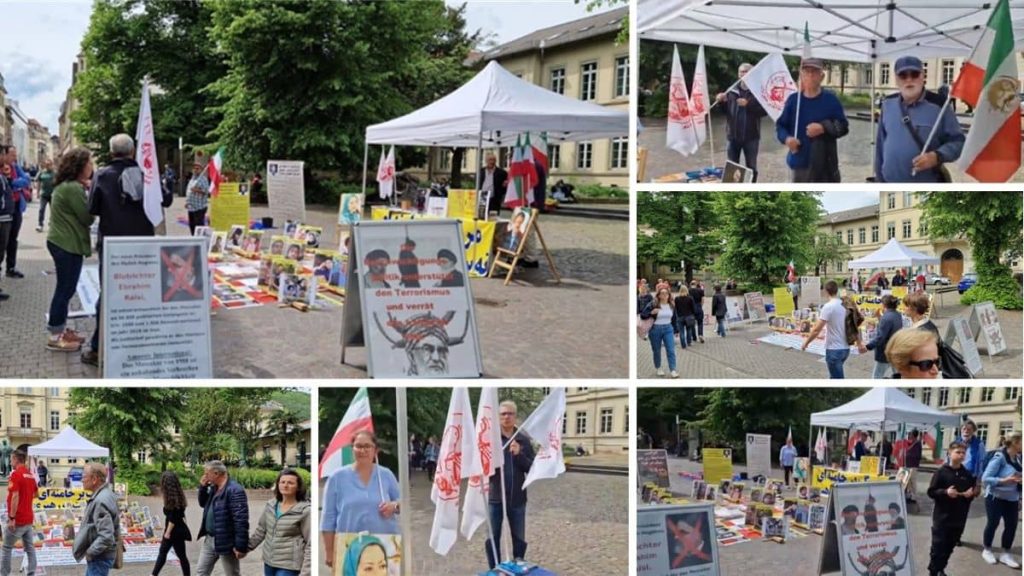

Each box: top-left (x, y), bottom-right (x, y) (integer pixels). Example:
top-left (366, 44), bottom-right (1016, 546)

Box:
top-left (503, 135), bottom-right (537, 209)
top-left (208, 147), bottom-right (224, 197)
top-left (530, 132), bottom-right (549, 177)
top-left (951, 0), bottom-right (1021, 182)
top-left (319, 387), bottom-right (373, 479)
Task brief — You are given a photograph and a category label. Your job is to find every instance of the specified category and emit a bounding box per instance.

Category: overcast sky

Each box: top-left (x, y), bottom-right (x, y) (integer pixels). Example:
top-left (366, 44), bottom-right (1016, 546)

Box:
top-left (450, 0), bottom-right (615, 45)
top-left (819, 191), bottom-right (881, 213)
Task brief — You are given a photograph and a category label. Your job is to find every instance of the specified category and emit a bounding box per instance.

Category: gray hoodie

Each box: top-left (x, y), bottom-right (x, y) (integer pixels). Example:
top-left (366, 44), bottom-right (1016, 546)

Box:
top-left (248, 499), bottom-right (311, 576)
top-left (72, 483), bottom-right (120, 562)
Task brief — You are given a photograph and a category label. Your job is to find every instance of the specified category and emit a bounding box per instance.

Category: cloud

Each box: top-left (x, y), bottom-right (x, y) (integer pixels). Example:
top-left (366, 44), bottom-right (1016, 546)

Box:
top-left (2, 53), bottom-right (64, 100)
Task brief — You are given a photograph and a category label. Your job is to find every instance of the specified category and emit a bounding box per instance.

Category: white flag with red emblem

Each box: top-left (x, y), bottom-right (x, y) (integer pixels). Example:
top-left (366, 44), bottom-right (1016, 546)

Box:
top-left (786, 260), bottom-right (796, 283)
top-left (460, 386), bottom-right (502, 540)
top-left (741, 53), bottom-right (797, 121)
top-left (520, 387), bottom-right (566, 489)
top-left (691, 45), bottom-right (710, 149)
top-left (666, 45), bottom-right (699, 156)
top-left (430, 387), bottom-right (480, 555)
top-left (376, 145), bottom-right (395, 199)
top-left (134, 80), bottom-right (163, 227)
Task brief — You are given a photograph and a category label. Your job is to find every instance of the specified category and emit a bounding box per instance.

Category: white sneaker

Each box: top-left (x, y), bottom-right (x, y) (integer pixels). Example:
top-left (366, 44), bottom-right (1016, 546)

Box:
top-left (998, 553), bottom-right (1020, 569)
top-left (670, 370), bottom-right (679, 378)
top-left (982, 549), bottom-right (997, 565)
top-left (656, 369), bottom-right (665, 377)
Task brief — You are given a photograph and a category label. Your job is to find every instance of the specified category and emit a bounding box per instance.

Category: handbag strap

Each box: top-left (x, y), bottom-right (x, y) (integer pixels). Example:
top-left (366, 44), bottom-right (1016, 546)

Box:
top-left (897, 97), bottom-right (945, 179)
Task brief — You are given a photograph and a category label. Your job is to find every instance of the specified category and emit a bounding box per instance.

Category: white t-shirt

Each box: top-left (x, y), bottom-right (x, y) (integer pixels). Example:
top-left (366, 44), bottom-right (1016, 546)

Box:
top-left (819, 297), bottom-right (848, 350)
top-left (654, 303), bottom-right (674, 325)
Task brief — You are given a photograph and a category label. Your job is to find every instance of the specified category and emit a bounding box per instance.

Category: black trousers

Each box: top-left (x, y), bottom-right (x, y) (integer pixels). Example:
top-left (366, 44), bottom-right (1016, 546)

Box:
top-left (6, 209), bottom-right (21, 271)
top-left (929, 521), bottom-right (966, 575)
top-left (153, 535), bottom-right (191, 576)
top-left (783, 465), bottom-right (794, 486)
top-left (187, 209), bottom-right (207, 236)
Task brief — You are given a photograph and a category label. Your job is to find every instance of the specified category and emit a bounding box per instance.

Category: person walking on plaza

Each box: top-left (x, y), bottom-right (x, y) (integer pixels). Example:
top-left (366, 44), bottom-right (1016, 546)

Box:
top-left (44, 148), bottom-right (94, 352)
top-left (424, 435), bottom-right (439, 481)
top-left (151, 471), bottom-right (192, 576)
top-left (249, 469), bottom-right (311, 576)
top-left (72, 463), bottom-right (120, 576)
top-left (715, 62), bottom-right (768, 181)
top-left (801, 280), bottom-right (864, 378)
top-left (642, 287), bottom-right (678, 378)
top-left (927, 441), bottom-right (977, 576)
top-left (779, 438), bottom-right (798, 488)
top-left (905, 430), bottom-right (923, 503)
top-left (980, 432), bottom-right (1022, 568)
top-left (637, 282), bottom-right (654, 341)
top-left (196, 461), bottom-right (249, 576)
top-left (674, 286), bottom-right (697, 350)
top-left (688, 280), bottom-right (706, 343)
top-left (775, 57), bottom-right (848, 183)
top-left (875, 56), bottom-right (964, 183)
top-left (1, 450), bottom-right (36, 576)
top-left (485, 401), bottom-right (536, 570)
top-left (83, 133), bottom-right (154, 367)
top-left (885, 329), bottom-right (941, 379)
top-left (185, 158), bottom-right (210, 235)
top-left (35, 158), bottom-right (55, 232)
top-left (320, 430), bottom-right (400, 571)
top-left (1, 146), bottom-right (30, 280)
top-left (903, 292), bottom-right (939, 335)
top-left (711, 284), bottom-right (727, 337)
top-left (865, 295), bottom-right (902, 379)
top-left (0, 151), bottom-right (15, 304)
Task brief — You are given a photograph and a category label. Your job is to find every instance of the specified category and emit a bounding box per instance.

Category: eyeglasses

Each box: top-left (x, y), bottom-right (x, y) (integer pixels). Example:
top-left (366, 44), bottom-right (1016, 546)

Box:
top-left (499, 412), bottom-right (514, 417)
top-left (353, 443), bottom-right (375, 450)
top-left (907, 358), bottom-right (941, 371)
top-left (897, 71), bottom-right (921, 79)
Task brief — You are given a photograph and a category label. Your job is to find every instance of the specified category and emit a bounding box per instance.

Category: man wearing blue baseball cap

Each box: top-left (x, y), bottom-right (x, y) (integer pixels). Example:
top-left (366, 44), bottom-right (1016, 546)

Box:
top-left (875, 55), bottom-right (964, 182)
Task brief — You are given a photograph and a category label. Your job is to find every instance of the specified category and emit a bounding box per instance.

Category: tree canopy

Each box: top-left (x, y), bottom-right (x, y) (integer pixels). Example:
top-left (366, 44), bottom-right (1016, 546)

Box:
top-left (68, 388), bottom-right (187, 467)
top-left (637, 192), bottom-right (721, 284)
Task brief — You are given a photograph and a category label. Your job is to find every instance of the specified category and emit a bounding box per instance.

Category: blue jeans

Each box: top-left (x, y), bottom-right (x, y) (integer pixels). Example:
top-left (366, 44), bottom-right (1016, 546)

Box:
top-left (727, 139), bottom-right (760, 180)
top-left (825, 348), bottom-right (850, 379)
top-left (264, 566), bottom-right (299, 576)
top-left (693, 304), bottom-right (705, 337)
top-left (676, 317), bottom-right (696, 348)
top-left (872, 361), bottom-right (891, 379)
top-left (649, 324), bottom-right (676, 371)
top-left (46, 241), bottom-right (85, 334)
top-left (486, 502), bottom-right (527, 568)
top-left (85, 557), bottom-right (114, 576)
top-left (716, 317), bottom-right (727, 337)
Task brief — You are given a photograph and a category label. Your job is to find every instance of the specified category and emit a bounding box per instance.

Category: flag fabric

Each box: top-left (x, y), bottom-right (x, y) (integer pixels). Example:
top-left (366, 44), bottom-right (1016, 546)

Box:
top-left (802, 22), bottom-right (812, 59)
top-left (738, 53), bottom-right (796, 121)
top-left (460, 387), bottom-right (502, 540)
top-left (430, 387), bottom-right (480, 556)
top-left (520, 387), bottom-right (566, 489)
top-left (320, 387), bottom-right (373, 479)
top-left (503, 136), bottom-right (537, 209)
top-left (814, 428), bottom-right (827, 463)
top-left (207, 148), bottom-right (223, 198)
top-left (786, 426), bottom-right (793, 444)
top-left (667, 45), bottom-right (699, 156)
top-left (786, 261), bottom-right (797, 283)
top-left (691, 45), bottom-right (710, 148)
top-left (376, 145), bottom-right (396, 199)
top-left (530, 132), bottom-right (549, 176)
top-left (951, 0), bottom-right (1020, 182)
top-left (134, 81), bottom-right (163, 227)
top-left (847, 428), bottom-right (859, 456)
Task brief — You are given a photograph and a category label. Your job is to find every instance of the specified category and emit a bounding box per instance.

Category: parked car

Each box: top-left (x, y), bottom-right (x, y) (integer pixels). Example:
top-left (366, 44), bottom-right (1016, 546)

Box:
top-left (957, 272), bottom-right (978, 294)
top-left (928, 273), bottom-right (951, 285)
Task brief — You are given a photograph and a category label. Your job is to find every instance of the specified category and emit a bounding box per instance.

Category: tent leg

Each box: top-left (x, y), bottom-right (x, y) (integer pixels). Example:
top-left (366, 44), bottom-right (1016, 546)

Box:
top-left (361, 140), bottom-right (369, 197)
top-left (869, 65), bottom-right (876, 180)
top-left (396, 389), bottom-right (413, 576)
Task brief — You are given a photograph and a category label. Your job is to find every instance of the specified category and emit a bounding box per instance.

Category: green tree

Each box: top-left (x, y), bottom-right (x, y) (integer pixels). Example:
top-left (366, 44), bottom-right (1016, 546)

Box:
top-left (714, 192), bottom-right (821, 287)
top-left (68, 388), bottom-right (187, 468)
top-left (920, 192), bottom-right (1023, 309)
top-left (811, 232), bottom-right (852, 277)
top-left (178, 388), bottom-right (273, 466)
top-left (267, 408), bottom-right (303, 468)
top-left (637, 192), bottom-right (720, 284)
top-left (637, 388), bottom-right (707, 448)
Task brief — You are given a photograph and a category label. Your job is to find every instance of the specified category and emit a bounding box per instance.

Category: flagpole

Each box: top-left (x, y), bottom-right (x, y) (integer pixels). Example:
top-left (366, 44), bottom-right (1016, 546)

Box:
top-left (707, 78), bottom-right (741, 112)
top-left (396, 389), bottom-right (412, 576)
top-left (361, 140), bottom-right (369, 198)
top-left (708, 112), bottom-right (717, 169)
top-left (479, 388), bottom-right (502, 569)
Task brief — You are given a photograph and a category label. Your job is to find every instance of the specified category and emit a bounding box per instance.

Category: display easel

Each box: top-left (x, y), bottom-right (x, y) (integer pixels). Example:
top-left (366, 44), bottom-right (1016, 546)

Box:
top-left (488, 214), bottom-right (560, 286)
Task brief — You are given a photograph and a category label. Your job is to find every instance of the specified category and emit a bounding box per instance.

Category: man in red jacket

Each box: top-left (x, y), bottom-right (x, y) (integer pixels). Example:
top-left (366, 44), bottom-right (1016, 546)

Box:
top-left (0, 449), bottom-right (37, 576)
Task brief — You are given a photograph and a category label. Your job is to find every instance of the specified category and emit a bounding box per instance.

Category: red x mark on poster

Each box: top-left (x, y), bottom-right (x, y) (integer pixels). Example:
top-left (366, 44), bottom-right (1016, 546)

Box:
top-left (161, 250), bottom-right (203, 302)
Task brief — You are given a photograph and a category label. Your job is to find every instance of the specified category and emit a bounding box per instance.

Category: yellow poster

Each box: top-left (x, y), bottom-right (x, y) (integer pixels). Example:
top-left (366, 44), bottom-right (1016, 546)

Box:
top-left (773, 287), bottom-right (794, 317)
top-left (859, 456), bottom-right (882, 476)
top-left (702, 448), bottom-right (733, 485)
top-left (370, 206), bottom-right (422, 221)
top-left (891, 286), bottom-right (908, 299)
top-left (811, 466), bottom-right (886, 490)
top-left (210, 182), bottom-right (251, 231)
top-left (447, 189), bottom-right (477, 220)
top-left (35, 487), bottom-right (91, 509)
top-left (462, 218), bottom-right (496, 278)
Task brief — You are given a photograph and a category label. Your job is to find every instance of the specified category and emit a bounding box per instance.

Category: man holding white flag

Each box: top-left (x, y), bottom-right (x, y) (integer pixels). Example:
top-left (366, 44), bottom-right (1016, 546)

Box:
top-left (715, 61), bottom-right (770, 179)
top-left (376, 145), bottom-right (395, 200)
top-left (666, 45), bottom-right (700, 156)
top-left (429, 387), bottom-right (479, 556)
top-left (485, 399), bottom-right (535, 569)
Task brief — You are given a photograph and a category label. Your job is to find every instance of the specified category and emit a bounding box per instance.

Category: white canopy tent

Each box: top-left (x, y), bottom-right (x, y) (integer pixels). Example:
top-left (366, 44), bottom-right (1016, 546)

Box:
top-left (361, 60), bottom-right (629, 194)
top-left (28, 426), bottom-right (110, 459)
top-left (846, 237), bottom-right (940, 269)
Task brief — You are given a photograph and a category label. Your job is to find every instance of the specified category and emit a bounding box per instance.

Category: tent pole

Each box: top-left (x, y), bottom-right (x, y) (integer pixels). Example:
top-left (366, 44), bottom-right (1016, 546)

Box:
top-left (475, 132), bottom-right (484, 190)
top-left (396, 388), bottom-right (413, 576)
top-left (361, 140), bottom-right (369, 197)
top-left (869, 59), bottom-right (876, 179)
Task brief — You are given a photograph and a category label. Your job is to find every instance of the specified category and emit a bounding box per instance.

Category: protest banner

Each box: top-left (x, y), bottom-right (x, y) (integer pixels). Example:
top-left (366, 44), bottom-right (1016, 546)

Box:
top-left (446, 189), bottom-right (478, 220)
top-left (811, 467), bottom-right (885, 491)
top-left (745, 434), bottom-right (772, 481)
top-left (348, 220), bottom-right (483, 378)
top-left (794, 457), bottom-right (810, 484)
top-left (972, 301), bottom-right (1006, 356)
top-left (945, 318), bottom-right (983, 375)
top-left (743, 291), bottom-right (767, 321)
top-left (773, 286), bottom-right (794, 317)
top-left (817, 481), bottom-right (914, 575)
top-left (266, 160), bottom-right (306, 223)
top-left (859, 456), bottom-right (883, 476)
top-left (334, 532), bottom-right (402, 576)
top-left (339, 193), bottom-right (364, 225)
top-left (102, 237), bottom-right (213, 378)
top-left (35, 488), bottom-right (90, 509)
top-left (724, 296), bottom-right (745, 323)
top-left (209, 182), bottom-right (250, 231)
top-left (68, 265), bottom-right (100, 319)
top-left (425, 196), bottom-right (448, 217)
top-left (702, 448), bottom-right (733, 485)
top-left (800, 276), bottom-right (821, 307)
top-left (637, 449), bottom-right (671, 489)
top-left (637, 503), bottom-right (720, 576)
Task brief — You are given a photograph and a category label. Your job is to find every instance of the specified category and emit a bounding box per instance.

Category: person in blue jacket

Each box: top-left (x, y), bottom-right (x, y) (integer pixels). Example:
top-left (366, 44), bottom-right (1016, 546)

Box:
top-left (875, 55), bottom-right (964, 183)
top-left (865, 295), bottom-right (903, 379)
top-left (196, 460), bottom-right (250, 576)
top-left (0, 146), bottom-right (30, 281)
top-left (775, 58), bottom-right (849, 182)
top-left (980, 432), bottom-right (1021, 568)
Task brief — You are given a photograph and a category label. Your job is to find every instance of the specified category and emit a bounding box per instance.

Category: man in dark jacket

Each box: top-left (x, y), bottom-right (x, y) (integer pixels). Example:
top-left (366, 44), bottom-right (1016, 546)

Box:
top-left (711, 284), bottom-right (728, 337)
top-left (82, 134), bottom-right (154, 367)
top-left (716, 63), bottom-right (768, 181)
top-left (197, 460), bottom-right (249, 576)
top-left (486, 400), bottom-right (535, 570)
top-left (905, 429), bottom-right (923, 502)
top-left (688, 281), bottom-right (706, 343)
top-left (0, 160), bottom-right (14, 303)
top-left (928, 441), bottom-right (977, 576)
top-left (478, 154), bottom-right (507, 216)
top-left (865, 295), bottom-right (903, 378)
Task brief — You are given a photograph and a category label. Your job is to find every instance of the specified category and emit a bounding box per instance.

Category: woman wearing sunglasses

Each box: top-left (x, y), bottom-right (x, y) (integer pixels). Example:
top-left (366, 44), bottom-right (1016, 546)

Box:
top-left (884, 328), bottom-right (941, 379)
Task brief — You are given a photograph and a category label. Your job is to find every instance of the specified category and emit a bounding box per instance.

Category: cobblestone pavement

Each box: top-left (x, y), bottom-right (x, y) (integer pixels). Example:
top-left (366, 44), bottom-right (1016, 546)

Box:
top-left (321, 469), bottom-right (629, 576)
top-left (638, 116), bottom-right (1024, 184)
top-left (0, 488), bottom-right (271, 575)
top-left (1, 201), bottom-right (628, 379)
top-left (653, 456), bottom-right (1022, 575)
top-left (637, 291), bottom-right (1023, 379)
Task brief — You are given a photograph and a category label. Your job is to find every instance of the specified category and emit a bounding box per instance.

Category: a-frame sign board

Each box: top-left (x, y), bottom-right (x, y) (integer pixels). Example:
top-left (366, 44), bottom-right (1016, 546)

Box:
top-left (488, 208), bottom-right (561, 286)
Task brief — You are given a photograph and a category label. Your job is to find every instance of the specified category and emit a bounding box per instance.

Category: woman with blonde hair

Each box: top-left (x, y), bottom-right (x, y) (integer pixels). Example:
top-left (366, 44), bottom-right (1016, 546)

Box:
top-left (884, 328), bottom-right (940, 379)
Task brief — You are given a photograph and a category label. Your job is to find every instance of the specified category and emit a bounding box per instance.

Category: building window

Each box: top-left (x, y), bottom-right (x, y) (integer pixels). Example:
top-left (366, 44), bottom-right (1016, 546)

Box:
top-left (578, 386), bottom-right (589, 392)
top-left (886, 222), bottom-right (895, 240)
top-left (437, 149), bottom-right (450, 171)
top-left (977, 387), bottom-right (994, 402)
top-left (19, 411), bottom-right (31, 428)
top-left (920, 220), bottom-right (928, 237)
top-left (999, 421), bottom-right (1016, 440)
top-left (921, 61), bottom-right (929, 80)
top-left (600, 408), bottom-right (613, 434)
top-left (49, 411), bottom-right (60, 431)
top-left (847, 229), bottom-right (854, 245)
top-left (887, 193), bottom-right (896, 209)
top-left (835, 231), bottom-right (842, 244)
top-left (937, 387), bottom-right (949, 408)
top-left (904, 388), bottom-right (916, 399)
top-left (576, 142), bottom-right (593, 169)
top-left (922, 387), bottom-right (932, 406)
top-left (1005, 387), bottom-right (1020, 401)
top-left (858, 228), bottom-right (865, 244)
top-left (842, 66), bottom-right (849, 85)
top-left (580, 62), bottom-right (597, 101)
top-left (550, 67), bottom-right (565, 95)
top-left (575, 411), bottom-right (587, 435)
top-left (941, 59), bottom-right (955, 85)
top-left (137, 450), bottom-right (147, 463)
top-left (611, 137), bottom-right (628, 169)
top-left (548, 145), bottom-right (561, 170)
top-left (871, 225), bottom-right (879, 243)
top-left (614, 55), bottom-right (629, 97)
top-left (880, 62), bottom-right (890, 86)
top-left (174, 424), bottom-right (181, 434)
top-left (48, 387), bottom-right (60, 397)
top-left (864, 65), bottom-right (872, 86)
top-left (958, 388), bottom-right (971, 404)
top-left (542, 387), bottom-right (551, 395)
top-left (903, 191), bottom-right (913, 207)
top-left (902, 219), bottom-right (912, 239)
top-left (18, 387), bottom-right (31, 395)
top-left (976, 423), bottom-right (989, 446)
top-left (624, 406), bottom-right (629, 434)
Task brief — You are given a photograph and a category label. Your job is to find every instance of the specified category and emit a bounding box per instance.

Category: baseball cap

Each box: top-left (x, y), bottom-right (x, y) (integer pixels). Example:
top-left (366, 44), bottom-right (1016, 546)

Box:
top-left (894, 56), bottom-right (923, 75)
top-left (800, 57), bottom-right (824, 70)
